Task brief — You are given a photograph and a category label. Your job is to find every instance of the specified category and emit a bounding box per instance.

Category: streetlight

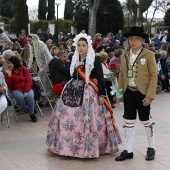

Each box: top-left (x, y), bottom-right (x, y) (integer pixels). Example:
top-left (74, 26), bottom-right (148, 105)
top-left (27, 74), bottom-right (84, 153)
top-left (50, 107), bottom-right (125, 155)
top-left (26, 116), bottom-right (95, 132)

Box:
top-left (55, 0), bottom-right (60, 46)
top-left (136, 0), bottom-right (140, 26)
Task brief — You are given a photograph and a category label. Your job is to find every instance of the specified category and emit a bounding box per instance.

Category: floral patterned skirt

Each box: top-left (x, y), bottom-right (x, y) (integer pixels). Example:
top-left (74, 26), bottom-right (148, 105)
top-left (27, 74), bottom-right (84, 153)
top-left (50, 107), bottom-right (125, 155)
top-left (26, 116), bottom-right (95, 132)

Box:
top-left (46, 79), bottom-right (122, 158)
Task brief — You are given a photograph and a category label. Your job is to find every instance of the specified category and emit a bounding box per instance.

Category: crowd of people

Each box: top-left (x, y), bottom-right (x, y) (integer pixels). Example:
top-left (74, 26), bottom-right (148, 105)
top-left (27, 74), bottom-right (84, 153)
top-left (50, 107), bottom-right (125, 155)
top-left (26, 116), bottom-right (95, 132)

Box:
top-left (0, 26), bottom-right (170, 160)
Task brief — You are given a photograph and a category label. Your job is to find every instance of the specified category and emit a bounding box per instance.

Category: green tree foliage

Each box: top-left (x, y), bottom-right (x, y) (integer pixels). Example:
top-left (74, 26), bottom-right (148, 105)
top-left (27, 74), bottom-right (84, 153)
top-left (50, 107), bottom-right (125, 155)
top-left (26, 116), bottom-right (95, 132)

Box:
top-left (15, 0), bottom-right (29, 36)
top-left (38, 0), bottom-right (47, 20)
top-left (164, 8), bottom-right (170, 26)
top-left (72, 0), bottom-right (124, 35)
top-left (0, 0), bottom-right (16, 18)
top-left (96, 0), bottom-right (124, 35)
top-left (73, 0), bottom-right (89, 33)
top-left (47, 0), bottom-right (55, 20)
top-left (64, 0), bottom-right (74, 20)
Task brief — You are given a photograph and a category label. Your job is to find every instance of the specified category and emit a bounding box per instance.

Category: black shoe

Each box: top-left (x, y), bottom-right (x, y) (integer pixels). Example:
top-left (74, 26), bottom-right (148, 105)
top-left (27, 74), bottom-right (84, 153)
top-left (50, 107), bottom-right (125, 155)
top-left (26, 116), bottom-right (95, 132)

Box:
top-left (165, 89), bottom-right (170, 93)
top-left (115, 150), bottom-right (133, 161)
top-left (14, 105), bottom-right (20, 112)
top-left (145, 148), bottom-right (155, 161)
top-left (30, 114), bottom-right (38, 122)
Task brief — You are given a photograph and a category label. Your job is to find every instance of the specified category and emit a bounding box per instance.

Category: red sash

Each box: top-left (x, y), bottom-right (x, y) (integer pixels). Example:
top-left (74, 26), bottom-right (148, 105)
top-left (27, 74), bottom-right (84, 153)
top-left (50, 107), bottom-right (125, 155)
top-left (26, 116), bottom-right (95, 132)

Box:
top-left (77, 66), bottom-right (116, 131)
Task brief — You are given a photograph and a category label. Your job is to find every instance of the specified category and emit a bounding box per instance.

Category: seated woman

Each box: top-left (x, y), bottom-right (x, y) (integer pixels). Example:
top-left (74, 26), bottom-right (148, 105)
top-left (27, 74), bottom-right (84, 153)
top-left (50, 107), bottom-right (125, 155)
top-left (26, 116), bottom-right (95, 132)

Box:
top-left (0, 72), bottom-right (8, 115)
top-left (4, 56), bottom-right (37, 122)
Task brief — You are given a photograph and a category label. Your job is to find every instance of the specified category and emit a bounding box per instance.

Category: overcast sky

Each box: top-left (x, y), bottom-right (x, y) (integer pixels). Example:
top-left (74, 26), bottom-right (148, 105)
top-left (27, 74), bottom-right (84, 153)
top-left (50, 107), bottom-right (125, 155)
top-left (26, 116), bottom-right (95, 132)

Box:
top-left (27, 0), bottom-right (164, 19)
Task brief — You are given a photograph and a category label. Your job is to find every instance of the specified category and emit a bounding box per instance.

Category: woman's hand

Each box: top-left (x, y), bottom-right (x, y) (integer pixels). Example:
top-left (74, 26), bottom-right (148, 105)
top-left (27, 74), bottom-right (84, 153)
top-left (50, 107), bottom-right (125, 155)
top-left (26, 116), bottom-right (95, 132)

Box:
top-left (0, 87), bottom-right (5, 93)
top-left (24, 93), bottom-right (28, 98)
top-left (5, 67), bottom-right (12, 76)
top-left (98, 96), bottom-right (105, 105)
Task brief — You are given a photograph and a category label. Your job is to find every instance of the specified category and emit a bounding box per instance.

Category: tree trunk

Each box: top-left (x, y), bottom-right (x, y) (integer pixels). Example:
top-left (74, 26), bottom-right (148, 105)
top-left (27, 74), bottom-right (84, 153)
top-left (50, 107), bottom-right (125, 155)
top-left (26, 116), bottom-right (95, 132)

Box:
top-left (88, 0), bottom-right (101, 38)
top-left (136, 9), bottom-right (143, 26)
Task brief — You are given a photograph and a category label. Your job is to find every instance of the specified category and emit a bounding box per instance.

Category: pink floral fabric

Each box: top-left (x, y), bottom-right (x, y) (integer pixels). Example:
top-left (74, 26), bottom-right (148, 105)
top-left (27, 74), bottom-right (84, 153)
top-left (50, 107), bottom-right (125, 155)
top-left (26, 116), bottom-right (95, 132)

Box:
top-left (46, 80), bottom-right (122, 158)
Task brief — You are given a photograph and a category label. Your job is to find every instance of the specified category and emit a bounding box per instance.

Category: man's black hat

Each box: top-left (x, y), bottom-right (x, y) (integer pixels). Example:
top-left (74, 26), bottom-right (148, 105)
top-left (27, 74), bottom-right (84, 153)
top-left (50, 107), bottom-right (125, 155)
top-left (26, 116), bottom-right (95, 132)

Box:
top-left (123, 26), bottom-right (148, 40)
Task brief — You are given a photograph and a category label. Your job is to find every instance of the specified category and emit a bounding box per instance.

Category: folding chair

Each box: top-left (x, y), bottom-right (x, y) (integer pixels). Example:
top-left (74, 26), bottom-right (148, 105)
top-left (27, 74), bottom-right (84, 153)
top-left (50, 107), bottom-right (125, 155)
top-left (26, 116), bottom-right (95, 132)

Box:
top-left (31, 73), bottom-right (54, 116)
top-left (47, 72), bottom-right (53, 88)
top-left (1, 93), bottom-right (18, 128)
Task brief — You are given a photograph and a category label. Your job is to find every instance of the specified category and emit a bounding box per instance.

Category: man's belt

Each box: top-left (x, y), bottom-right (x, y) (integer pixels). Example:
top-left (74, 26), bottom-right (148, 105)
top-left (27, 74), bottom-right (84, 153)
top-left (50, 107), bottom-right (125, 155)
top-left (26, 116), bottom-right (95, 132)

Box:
top-left (127, 85), bottom-right (138, 91)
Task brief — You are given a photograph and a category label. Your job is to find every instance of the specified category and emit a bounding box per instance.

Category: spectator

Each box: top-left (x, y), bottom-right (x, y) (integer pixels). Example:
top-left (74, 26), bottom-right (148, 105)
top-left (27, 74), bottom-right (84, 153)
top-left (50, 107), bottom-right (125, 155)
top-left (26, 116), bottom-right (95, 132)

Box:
top-left (106, 32), bottom-right (116, 47)
top-left (152, 34), bottom-right (161, 51)
top-left (109, 48), bottom-right (123, 79)
top-left (44, 28), bottom-right (53, 43)
top-left (106, 47), bottom-right (115, 63)
top-left (67, 46), bottom-right (76, 62)
top-left (37, 29), bottom-right (45, 42)
top-left (98, 51), bottom-right (115, 108)
top-left (58, 43), bottom-right (66, 53)
top-left (27, 34), bottom-right (52, 93)
top-left (155, 53), bottom-right (164, 93)
top-left (95, 45), bottom-right (105, 53)
top-left (12, 42), bottom-right (22, 54)
top-left (4, 56), bottom-right (38, 122)
top-left (46, 39), bottom-right (53, 51)
top-left (115, 30), bottom-right (125, 46)
top-left (160, 43), bottom-right (170, 55)
top-left (49, 51), bottom-right (70, 85)
top-left (1, 49), bottom-right (16, 73)
top-left (160, 30), bottom-right (170, 43)
top-left (58, 32), bottom-right (64, 45)
top-left (49, 46), bottom-right (59, 69)
top-left (17, 29), bottom-right (27, 48)
top-left (20, 45), bottom-right (30, 68)
top-left (160, 50), bottom-right (169, 92)
top-left (0, 28), bottom-right (11, 47)
top-left (92, 33), bottom-right (102, 52)
top-left (65, 39), bottom-right (73, 53)
top-left (0, 56), bottom-right (5, 71)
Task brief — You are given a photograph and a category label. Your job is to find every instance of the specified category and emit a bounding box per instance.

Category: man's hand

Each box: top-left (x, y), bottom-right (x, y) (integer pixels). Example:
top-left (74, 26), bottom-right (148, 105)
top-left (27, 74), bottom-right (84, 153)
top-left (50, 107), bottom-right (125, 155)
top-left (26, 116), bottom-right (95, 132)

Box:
top-left (142, 97), bottom-right (152, 106)
top-left (65, 58), bottom-right (70, 62)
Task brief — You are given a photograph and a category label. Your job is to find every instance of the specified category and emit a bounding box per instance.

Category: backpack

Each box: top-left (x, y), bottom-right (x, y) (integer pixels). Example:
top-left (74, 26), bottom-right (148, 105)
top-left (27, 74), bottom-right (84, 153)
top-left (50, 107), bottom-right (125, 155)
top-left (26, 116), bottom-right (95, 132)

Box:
top-left (32, 80), bottom-right (41, 101)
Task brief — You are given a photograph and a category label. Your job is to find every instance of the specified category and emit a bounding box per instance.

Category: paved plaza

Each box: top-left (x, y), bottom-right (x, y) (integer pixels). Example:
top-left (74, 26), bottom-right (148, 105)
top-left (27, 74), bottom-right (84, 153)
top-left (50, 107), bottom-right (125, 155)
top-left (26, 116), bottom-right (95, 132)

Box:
top-left (0, 92), bottom-right (170, 170)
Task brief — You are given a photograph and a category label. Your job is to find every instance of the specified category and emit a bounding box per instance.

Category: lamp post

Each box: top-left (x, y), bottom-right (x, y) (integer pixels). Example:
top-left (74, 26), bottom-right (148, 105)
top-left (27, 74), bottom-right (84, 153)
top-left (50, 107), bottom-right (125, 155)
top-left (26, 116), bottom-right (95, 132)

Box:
top-left (55, 0), bottom-right (60, 46)
top-left (136, 3), bottom-right (139, 26)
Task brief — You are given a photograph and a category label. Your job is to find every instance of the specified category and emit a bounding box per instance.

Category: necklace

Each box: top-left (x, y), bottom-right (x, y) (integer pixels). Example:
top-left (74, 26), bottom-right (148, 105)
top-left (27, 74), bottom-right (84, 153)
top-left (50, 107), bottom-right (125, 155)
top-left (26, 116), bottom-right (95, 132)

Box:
top-left (80, 56), bottom-right (86, 62)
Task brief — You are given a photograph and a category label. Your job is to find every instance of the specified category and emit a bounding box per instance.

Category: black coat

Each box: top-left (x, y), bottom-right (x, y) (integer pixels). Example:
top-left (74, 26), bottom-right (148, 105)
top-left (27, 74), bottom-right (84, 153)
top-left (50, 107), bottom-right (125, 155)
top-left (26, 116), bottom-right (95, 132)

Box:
top-left (44, 33), bottom-right (53, 43)
top-left (50, 58), bottom-right (70, 85)
top-left (72, 56), bottom-right (106, 96)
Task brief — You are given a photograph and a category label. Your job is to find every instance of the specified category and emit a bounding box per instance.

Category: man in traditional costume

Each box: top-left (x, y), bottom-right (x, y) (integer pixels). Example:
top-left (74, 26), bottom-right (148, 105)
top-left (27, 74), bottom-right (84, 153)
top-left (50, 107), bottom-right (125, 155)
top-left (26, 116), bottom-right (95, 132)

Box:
top-left (115, 26), bottom-right (157, 161)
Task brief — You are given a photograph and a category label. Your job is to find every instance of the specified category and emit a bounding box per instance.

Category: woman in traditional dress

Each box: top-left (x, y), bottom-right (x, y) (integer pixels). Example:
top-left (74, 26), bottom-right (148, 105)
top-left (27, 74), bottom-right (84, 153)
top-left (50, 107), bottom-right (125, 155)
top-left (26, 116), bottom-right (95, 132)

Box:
top-left (46, 33), bottom-right (122, 158)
